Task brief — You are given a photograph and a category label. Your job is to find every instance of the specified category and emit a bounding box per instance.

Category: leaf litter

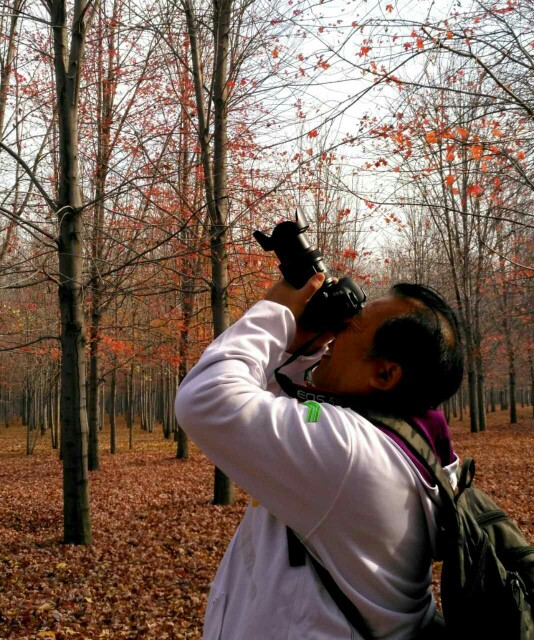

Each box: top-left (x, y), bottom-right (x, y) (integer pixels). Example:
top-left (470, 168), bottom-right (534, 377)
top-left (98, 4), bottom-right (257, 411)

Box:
top-left (0, 409), bottom-right (532, 639)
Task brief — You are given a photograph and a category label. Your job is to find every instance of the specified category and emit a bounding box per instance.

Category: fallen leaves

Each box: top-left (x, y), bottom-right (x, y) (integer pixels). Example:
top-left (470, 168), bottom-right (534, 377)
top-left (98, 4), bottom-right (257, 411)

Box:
top-left (0, 424), bottom-right (248, 639)
top-left (0, 410), bottom-right (532, 638)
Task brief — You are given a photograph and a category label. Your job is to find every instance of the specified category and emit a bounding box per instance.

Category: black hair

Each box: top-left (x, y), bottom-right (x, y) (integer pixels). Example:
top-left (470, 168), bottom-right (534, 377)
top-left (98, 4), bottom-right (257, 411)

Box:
top-left (369, 283), bottom-right (464, 415)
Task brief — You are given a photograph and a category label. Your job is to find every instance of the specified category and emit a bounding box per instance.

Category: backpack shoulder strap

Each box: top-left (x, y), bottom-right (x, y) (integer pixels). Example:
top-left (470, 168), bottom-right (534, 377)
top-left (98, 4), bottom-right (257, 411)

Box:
top-left (367, 414), bottom-right (458, 518)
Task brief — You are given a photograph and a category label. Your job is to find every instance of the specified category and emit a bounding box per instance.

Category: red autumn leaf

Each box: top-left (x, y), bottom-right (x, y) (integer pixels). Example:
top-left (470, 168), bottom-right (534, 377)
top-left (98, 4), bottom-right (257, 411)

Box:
top-left (471, 144), bottom-right (483, 160)
top-left (359, 46), bottom-right (371, 56)
top-left (386, 4), bottom-right (393, 12)
top-left (467, 184), bottom-right (484, 197)
top-left (416, 38), bottom-right (424, 50)
top-left (307, 129), bottom-right (318, 138)
top-left (272, 48), bottom-right (279, 58)
top-left (445, 174), bottom-right (456, 187)
top-left (425, 130), bottom-right (439, 144)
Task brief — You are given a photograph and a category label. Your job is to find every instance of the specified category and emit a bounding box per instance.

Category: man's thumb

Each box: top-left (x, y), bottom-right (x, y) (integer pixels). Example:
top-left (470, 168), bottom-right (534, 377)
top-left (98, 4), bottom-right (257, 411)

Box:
top-left (303, 272), bottom-right (325, 300)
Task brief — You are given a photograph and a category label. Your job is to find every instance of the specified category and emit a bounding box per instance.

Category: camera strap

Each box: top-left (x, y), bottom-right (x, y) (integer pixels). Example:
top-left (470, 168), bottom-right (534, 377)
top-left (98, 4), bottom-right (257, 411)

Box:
top-left (274, 343), bottom-right (360, 409)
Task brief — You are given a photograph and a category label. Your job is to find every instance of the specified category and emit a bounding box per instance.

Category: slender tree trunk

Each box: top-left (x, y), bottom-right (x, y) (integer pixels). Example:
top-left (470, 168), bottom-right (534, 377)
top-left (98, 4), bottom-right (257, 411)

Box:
top-left (52, 0), bottom-right (93, 545)
top-left (87, 317), bottom-right (101, 470)
top-left (127, 364), bottom-right (134, 450)
top-left (509, 370), bottom-right (517, 424)
top-left (0, 0), bottom-right (22, 134)
top-left (109, 365), bottom-right (117, 454)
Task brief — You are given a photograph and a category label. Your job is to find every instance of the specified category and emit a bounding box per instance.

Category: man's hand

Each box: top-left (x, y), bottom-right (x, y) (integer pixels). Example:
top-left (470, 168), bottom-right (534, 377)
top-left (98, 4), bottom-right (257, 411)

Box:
top-left (264, 274), bottom-right (334, 354)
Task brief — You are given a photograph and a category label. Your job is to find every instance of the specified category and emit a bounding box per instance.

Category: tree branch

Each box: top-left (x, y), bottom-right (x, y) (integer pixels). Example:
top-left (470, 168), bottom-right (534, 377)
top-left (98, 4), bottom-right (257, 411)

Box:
top-left (0, 142), bottom-right (57, 211)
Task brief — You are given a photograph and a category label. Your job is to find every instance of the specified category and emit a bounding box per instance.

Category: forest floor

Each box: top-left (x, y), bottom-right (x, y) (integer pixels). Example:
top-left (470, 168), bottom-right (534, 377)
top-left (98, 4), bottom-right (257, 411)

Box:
top-left (0, 408), bottom-right (533, 639)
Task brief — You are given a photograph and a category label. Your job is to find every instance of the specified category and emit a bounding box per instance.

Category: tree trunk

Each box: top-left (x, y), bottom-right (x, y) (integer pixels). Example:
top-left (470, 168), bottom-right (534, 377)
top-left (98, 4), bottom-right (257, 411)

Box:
top-left (211, 0), bottom-right (234, 505)
top-left (184, 0), bottom-right (234, 504)
top-left (87, 316), bottom-right (101, 470)
top-left (110, 365), bottom-right (117, 454)
top-left (509, 371), bottom-right (517, 424)
top-left (127, 364), bottom-right (134, 450)
top-left (52, 0), bottom-right (93, 545)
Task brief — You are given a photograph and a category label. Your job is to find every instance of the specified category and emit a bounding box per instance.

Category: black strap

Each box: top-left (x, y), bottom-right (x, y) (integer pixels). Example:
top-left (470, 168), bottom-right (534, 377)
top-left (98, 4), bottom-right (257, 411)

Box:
top-left (286, 526), bottom-right (307, 567)
top-left (286, 527), bottom-right (371, 637)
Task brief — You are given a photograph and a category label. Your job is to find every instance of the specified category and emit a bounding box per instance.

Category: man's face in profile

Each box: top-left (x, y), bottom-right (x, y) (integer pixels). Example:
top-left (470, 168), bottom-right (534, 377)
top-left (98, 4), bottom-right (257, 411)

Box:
top-left (312, 295), bottom-right (415, 396)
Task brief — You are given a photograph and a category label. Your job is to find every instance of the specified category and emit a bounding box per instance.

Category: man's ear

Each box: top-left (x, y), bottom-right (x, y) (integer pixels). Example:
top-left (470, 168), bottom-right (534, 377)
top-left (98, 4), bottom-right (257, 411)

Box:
top-left (370, 360), bottom-right (402, 391)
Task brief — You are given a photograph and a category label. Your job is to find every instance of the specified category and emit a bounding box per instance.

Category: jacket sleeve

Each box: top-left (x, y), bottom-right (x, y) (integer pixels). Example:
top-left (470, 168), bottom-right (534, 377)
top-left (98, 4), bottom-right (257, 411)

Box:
top-left (174, 300), bottom-right (355, 537)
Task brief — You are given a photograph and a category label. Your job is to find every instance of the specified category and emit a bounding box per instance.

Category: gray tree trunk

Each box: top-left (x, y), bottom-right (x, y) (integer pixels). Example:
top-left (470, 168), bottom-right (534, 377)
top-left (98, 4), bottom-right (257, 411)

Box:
top-left (52, 0), bottom-right (93, 545)
top-left (184, 0), bottom-right (234, 504)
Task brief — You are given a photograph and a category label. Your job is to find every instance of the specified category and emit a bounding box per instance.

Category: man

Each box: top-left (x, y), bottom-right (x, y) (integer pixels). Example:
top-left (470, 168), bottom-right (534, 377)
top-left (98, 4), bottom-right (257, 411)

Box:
top-left (175, 273), bottom-right (464, 639)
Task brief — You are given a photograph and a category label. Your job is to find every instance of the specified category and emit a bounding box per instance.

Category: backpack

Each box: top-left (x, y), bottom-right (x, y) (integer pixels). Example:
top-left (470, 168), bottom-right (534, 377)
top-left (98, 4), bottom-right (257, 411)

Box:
top-left (288, 415), bottom-right (534, 639)
top-left (375, 415), bottom-right (534, 639)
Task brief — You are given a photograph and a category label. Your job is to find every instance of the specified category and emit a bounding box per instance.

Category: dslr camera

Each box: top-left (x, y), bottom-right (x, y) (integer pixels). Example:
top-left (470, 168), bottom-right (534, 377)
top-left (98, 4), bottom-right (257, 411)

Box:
top-left (253, 211), bottom-right (366, 332)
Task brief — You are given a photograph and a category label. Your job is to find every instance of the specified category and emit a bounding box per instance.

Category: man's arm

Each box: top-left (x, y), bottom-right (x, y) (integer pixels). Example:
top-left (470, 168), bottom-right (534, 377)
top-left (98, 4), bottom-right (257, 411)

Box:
top-left (175, 276), bottom-right (355, 537)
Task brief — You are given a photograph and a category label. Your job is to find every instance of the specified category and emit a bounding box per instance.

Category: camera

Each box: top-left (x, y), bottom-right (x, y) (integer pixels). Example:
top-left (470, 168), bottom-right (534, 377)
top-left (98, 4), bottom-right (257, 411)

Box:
top-left (253, 211), bottom-right (366, 332)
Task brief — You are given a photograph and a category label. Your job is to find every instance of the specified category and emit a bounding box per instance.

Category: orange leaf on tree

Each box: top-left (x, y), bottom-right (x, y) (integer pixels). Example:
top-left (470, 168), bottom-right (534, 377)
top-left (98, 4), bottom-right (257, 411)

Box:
top-left (467, 184), bottom-right (484, 197)
top-left (471, 144), bottom-right (483, 159)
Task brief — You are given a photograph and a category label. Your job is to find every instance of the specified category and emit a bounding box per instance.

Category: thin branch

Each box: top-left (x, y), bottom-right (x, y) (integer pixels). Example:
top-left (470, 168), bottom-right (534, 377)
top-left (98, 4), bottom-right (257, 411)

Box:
top-left (0, 142), bottom-right (57, 210)
top-left (0, 335), bottom-right (60, 352)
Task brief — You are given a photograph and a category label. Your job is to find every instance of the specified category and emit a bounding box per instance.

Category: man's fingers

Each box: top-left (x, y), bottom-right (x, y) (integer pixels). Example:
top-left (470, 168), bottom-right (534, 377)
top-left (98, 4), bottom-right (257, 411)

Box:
top-left (302, 273), bottom-right (325, 301)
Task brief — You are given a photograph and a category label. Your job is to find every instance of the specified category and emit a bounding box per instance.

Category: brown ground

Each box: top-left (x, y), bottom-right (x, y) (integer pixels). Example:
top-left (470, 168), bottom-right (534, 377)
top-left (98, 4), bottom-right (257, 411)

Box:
top-left (0, 408), bottom-right (532, 639)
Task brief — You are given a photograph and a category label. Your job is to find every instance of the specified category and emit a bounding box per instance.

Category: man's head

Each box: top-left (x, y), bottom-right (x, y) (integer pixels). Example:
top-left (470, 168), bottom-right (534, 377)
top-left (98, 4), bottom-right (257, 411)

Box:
top-left (311, 283), bottom-right (464, 415)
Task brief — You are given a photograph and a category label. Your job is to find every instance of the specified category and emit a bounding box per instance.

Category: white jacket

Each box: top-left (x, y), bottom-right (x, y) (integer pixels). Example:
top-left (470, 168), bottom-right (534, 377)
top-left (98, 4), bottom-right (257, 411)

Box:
top-left (175, 301), bottom-right (458, 639)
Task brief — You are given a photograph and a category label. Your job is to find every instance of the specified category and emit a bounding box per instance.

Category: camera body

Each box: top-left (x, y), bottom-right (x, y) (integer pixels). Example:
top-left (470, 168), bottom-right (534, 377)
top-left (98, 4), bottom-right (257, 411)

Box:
top-left (253, 211), bottom-right (366, 332)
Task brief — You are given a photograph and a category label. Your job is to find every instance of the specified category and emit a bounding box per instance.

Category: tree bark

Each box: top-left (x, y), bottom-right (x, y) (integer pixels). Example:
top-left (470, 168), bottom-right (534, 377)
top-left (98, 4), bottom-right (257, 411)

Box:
top-left (184, 0), bottom-right (234, 504)
top-left (52, 0), bottom-right (92, 545)
top-left (109, 364), bottom-right (117, 454)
